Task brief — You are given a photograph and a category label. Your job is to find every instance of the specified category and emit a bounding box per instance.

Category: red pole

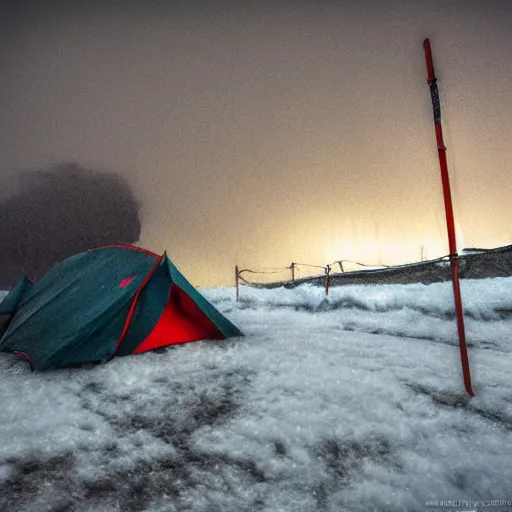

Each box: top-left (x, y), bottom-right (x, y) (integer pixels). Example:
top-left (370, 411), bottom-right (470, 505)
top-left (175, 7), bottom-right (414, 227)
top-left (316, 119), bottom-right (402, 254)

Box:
top-left (423, 39), bottom-right (474, 396)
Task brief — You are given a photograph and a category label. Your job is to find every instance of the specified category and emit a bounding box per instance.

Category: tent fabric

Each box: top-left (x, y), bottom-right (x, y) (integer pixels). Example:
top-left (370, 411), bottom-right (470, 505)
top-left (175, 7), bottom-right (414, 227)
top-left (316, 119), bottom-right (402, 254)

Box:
top-left (0, 245), bottom-right (243, 371)
top-left (0, 276), bottom-right (33, 338)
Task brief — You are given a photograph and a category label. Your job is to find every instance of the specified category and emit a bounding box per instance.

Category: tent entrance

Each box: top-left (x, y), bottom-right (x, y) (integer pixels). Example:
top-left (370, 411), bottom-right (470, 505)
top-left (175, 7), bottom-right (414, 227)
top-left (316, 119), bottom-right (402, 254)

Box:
top-left (133, 284), bottom-right (223, 354)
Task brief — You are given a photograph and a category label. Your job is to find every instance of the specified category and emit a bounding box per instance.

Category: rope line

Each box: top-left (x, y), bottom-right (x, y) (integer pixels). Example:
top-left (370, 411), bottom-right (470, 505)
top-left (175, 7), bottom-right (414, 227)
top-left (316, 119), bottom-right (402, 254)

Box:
top-left (237, 253), bottom-right (456, 283)
top-left (237, 268), bottom-right (290, 275)
top-left (332, 259), bottom-right (391, 269)
top-left (294, 263), bottom-right (327, 270)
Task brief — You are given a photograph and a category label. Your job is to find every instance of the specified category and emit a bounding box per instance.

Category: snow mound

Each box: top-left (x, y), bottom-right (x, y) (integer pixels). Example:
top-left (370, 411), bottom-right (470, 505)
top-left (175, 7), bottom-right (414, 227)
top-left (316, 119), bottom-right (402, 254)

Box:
top-left (1, 278), bottom-right (512, 511)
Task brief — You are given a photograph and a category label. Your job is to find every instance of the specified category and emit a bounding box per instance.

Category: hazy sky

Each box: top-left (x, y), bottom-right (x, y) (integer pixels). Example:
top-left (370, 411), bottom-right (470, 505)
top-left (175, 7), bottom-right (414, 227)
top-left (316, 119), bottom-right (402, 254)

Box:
top-left (1, 0), bottom-right (512, 287)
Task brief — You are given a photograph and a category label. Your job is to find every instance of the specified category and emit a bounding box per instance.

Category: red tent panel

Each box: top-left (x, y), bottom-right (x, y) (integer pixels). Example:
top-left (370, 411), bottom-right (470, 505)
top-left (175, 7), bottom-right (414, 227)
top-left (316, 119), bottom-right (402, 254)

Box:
top-left (133, 285), bottom-right (223, 353)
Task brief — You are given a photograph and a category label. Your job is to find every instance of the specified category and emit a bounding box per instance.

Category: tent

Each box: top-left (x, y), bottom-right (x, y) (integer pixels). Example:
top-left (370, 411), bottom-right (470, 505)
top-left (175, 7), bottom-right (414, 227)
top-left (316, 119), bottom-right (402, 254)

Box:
top-left (0, 244), bottom-right (243, 371)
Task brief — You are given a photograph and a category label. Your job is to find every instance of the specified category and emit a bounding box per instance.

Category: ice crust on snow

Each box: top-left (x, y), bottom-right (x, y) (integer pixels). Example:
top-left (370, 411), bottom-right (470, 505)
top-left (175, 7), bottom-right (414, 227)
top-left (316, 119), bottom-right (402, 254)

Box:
top-left (0, 277), bottom-right (511, 511)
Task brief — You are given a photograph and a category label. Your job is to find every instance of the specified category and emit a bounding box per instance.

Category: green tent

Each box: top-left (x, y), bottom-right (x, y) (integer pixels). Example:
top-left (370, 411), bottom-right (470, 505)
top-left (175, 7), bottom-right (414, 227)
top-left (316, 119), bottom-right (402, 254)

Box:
top-left (0, 244), bottom-right (242, 371)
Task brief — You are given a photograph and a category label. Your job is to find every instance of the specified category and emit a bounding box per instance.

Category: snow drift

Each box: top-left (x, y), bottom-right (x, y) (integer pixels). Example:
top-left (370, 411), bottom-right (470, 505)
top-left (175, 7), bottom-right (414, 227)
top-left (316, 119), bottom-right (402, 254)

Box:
top-left (1, 278), bottom-right (511, 511)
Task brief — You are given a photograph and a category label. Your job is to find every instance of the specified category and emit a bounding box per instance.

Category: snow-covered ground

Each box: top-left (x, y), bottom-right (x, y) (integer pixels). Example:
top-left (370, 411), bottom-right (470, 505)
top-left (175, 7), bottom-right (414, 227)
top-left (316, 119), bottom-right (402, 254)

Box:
top-left (1, 278), bottom-right (512, 511)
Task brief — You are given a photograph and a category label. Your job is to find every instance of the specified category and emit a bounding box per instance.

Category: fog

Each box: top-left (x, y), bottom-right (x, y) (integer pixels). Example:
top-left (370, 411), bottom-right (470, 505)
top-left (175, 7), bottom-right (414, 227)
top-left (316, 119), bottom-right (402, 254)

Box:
top-left (1, 0), bottom-right (512, 286)
top-left (0, 164), bottom-right (140, 287)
